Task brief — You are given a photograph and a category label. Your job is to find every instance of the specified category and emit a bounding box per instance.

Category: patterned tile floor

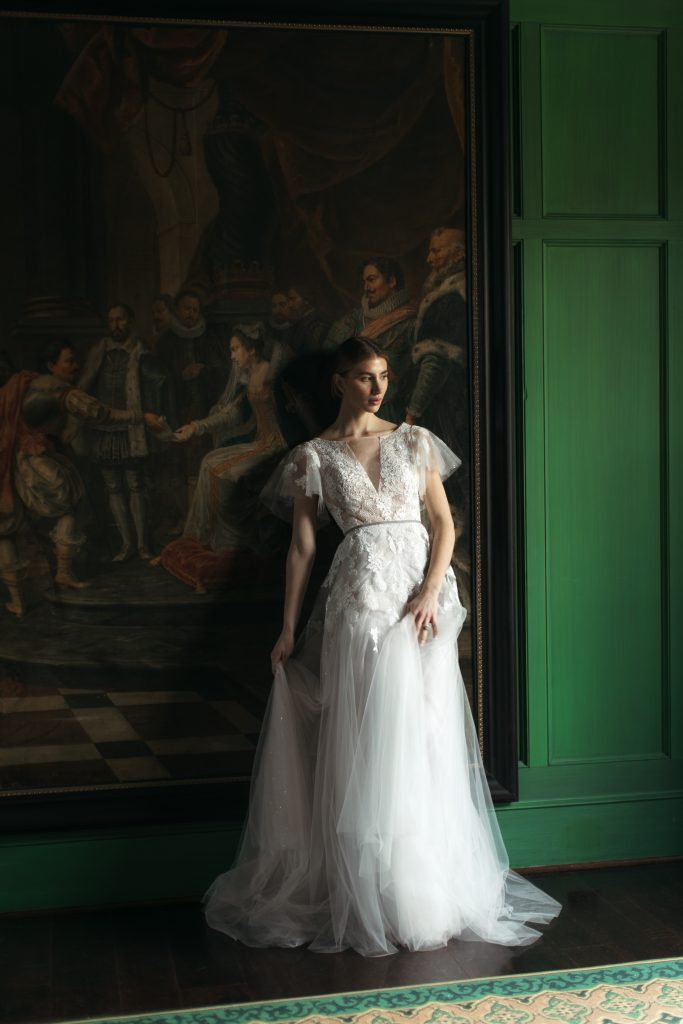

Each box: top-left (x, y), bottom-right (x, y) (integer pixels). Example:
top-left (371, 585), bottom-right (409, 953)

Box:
top-left (0, 551), bottom-right (474, 797)
top-left (0, 682), bottom-right (262, 791)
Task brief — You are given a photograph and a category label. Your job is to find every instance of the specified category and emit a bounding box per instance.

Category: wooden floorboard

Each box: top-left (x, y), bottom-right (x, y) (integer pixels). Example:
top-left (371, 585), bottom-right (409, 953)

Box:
top-left (49, 912), bottom-right (121, 1024)
top-left (0, 863), bottom-right (681, 1024)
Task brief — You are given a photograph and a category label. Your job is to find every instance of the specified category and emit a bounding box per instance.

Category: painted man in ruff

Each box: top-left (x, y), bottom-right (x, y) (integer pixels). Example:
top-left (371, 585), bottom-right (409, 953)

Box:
top-left (414, 226), bottom-right (469, 551)
top-left (78, 304), bottom-right (165, 562)
top-left (325, 257), bottom-right (418, 423)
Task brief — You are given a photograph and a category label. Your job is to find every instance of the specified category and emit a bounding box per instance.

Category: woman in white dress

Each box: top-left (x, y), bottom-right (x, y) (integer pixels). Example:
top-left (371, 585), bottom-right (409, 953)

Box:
top-left (204, 337), bottom-right (560, 956)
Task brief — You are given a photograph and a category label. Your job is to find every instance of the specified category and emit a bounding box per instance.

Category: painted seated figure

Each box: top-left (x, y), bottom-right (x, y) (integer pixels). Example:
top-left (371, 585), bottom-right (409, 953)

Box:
top-left (157, 324), bottom-right (308, 592)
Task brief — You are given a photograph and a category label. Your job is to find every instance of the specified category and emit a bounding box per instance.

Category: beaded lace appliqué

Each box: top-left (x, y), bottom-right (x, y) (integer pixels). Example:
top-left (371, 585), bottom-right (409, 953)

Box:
top-left (306, 428), bottom-right (433, 632)
top-left (280, 427), bottom-right (460, 640)
top-left (307, 426), bottom-right (423, 535)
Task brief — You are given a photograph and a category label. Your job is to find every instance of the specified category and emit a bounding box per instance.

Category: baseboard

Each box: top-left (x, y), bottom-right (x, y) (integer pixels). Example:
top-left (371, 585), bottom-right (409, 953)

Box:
top-left (2, 794), bottom-right (682, 914)
top-left (498, 793), bottom-right (683, 869)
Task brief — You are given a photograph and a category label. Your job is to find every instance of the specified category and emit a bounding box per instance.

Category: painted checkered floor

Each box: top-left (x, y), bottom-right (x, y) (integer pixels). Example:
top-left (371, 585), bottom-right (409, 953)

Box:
top-left (0, 683), bottom-right (262, 791)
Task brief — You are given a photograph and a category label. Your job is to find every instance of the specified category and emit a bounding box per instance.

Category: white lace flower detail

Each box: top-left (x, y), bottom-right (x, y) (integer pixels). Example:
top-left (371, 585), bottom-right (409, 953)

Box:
top-left (366, 546), bottom-right (385, 574)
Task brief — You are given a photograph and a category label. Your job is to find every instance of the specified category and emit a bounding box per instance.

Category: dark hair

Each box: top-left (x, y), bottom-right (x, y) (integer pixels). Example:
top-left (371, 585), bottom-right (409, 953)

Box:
top-left (232, 322), bottom-right (265, 360)
top-left (359, 256), bottom-right (405, 290)
top-left (43, 338), bottom-right (75, 372)
top-left (154, 293), bottom-right (173, 311)
top-left (175, 289), bottom-right (202, 308)
top-left (331, 337), bottom-right (388, 398)
top-left (108, 302), bottom-right (135, 321)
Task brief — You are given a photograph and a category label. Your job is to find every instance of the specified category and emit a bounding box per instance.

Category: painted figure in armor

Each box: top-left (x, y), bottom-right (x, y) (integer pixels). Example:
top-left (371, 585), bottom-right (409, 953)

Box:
top-left (77, 305), bottom-right (166, 562)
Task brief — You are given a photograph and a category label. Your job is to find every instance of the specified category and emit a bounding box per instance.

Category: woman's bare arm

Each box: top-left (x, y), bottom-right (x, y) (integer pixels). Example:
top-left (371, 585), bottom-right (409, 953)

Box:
top-left (407, 469), bottom-right (455, 643)
top-left (270, 494), bottom-right (318, 673)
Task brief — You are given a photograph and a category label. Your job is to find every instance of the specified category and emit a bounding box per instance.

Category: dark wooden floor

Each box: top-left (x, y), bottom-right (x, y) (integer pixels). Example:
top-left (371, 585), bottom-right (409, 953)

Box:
top-left (2, 863), bottom-right (682, 1024)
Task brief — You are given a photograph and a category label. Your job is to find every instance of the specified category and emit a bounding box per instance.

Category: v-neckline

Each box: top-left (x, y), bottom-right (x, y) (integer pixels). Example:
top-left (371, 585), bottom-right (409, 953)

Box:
top-left (320, 423), bottom-right (403, 496)
top-left (343, 437), bottom-right (383, 494)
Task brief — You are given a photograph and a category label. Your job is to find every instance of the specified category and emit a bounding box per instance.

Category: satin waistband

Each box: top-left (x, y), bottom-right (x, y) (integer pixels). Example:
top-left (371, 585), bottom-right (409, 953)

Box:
top-left (344, 519), bottom-right (424, 536)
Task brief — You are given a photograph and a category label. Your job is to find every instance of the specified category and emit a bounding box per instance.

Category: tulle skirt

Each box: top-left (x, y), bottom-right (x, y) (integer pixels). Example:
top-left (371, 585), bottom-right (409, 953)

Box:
top-left (204, 522), bottom-right (560, 955)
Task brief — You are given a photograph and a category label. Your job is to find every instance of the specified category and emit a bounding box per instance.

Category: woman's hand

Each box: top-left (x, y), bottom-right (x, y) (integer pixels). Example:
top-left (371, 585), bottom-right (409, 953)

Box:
top-left (409, 467), bottom-right (454, 647)
top-left (173, 422), bottom-right (198, 443)
top-left (407, 583), bottom-right (440, 645)
top-left (271, 627), bottom-right (295, 674)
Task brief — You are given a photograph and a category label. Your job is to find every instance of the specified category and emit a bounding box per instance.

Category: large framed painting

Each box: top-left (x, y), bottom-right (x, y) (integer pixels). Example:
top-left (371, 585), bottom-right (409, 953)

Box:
top-left (0, 0), bottom-right (516, 829)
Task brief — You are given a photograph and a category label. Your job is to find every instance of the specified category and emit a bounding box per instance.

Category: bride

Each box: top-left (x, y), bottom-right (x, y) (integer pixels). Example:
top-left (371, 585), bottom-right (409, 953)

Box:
top-left (204, 336), bottom-right (560, 956)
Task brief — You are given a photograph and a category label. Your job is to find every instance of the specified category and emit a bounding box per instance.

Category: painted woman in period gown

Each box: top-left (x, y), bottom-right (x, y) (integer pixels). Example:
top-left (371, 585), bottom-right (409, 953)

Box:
top-left (181, 370), bottom-right (287, 553)
top-left (159, 325), bottom-right (296, 590)
top-left (204, 338), bottom-right (560, 955)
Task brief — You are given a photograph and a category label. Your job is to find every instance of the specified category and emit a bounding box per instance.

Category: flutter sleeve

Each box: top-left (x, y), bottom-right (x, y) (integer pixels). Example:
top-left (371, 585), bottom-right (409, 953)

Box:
top-left (260, 442), bottom-right (329, 526)
top-left (410, 425), bottom-right (462, 497)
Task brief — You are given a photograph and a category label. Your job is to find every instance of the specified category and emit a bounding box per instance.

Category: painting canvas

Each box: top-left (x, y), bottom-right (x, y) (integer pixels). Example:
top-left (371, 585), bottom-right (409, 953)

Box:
top-left (0, 5), bottom-right (515, 824)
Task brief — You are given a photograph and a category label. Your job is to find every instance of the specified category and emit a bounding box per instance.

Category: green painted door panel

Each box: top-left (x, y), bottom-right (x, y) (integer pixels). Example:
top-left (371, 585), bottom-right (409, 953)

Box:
top-left (669, 240), bottom-right (683, 760)
top-left (541, 28), bottom-right (662, 218)
top-left (543, 243), bottom-right (665, 763)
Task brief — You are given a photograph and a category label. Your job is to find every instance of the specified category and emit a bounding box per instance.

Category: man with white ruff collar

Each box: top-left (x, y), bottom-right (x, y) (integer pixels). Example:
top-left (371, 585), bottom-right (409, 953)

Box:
top-left (413, 226), bottom-right (469, 550)
top-left (324, 257), bottom-right (418, 423)
top-left (155, 290), bottom-right (230, 527)
top-left (78, 304), bottom-right (165, 562)
top-left (157, 289), bottom-right (228, 431)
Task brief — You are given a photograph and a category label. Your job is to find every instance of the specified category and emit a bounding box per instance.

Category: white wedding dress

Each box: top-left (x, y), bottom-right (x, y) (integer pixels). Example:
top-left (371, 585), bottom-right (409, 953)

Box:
top-left (204, 424), bottom-right (560, 955)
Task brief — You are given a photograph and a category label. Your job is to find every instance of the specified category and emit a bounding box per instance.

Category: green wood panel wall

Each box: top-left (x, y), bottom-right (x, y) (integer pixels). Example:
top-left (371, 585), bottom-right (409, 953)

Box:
top-left (544, 243), bottom-right (664, 763)
top-left (541, 28), bottom-right (663, 218)
top-left (510, 0), bottom-right (683, 863)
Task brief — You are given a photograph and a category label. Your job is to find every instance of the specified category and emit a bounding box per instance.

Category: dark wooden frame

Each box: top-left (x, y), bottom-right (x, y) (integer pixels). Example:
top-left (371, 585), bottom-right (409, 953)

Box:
top-left (0, 0), bottom-right (517, 832)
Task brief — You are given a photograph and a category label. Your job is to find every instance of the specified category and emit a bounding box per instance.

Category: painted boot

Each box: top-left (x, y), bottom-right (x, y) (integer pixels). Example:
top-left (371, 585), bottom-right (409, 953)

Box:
top-left (54, 542), bottom-right (89, 589)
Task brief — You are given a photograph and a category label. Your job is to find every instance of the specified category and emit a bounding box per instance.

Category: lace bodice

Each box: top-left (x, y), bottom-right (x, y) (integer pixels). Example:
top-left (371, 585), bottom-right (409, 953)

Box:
top-left (261, 423), bottom-right (460, 533)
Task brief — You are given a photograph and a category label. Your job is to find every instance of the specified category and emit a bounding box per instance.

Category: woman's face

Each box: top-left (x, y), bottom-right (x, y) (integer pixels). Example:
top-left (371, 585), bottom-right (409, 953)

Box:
top-left (230, 336), bottom-right (253, 369)
top-left (337, 357), bottom-right (389, 414)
